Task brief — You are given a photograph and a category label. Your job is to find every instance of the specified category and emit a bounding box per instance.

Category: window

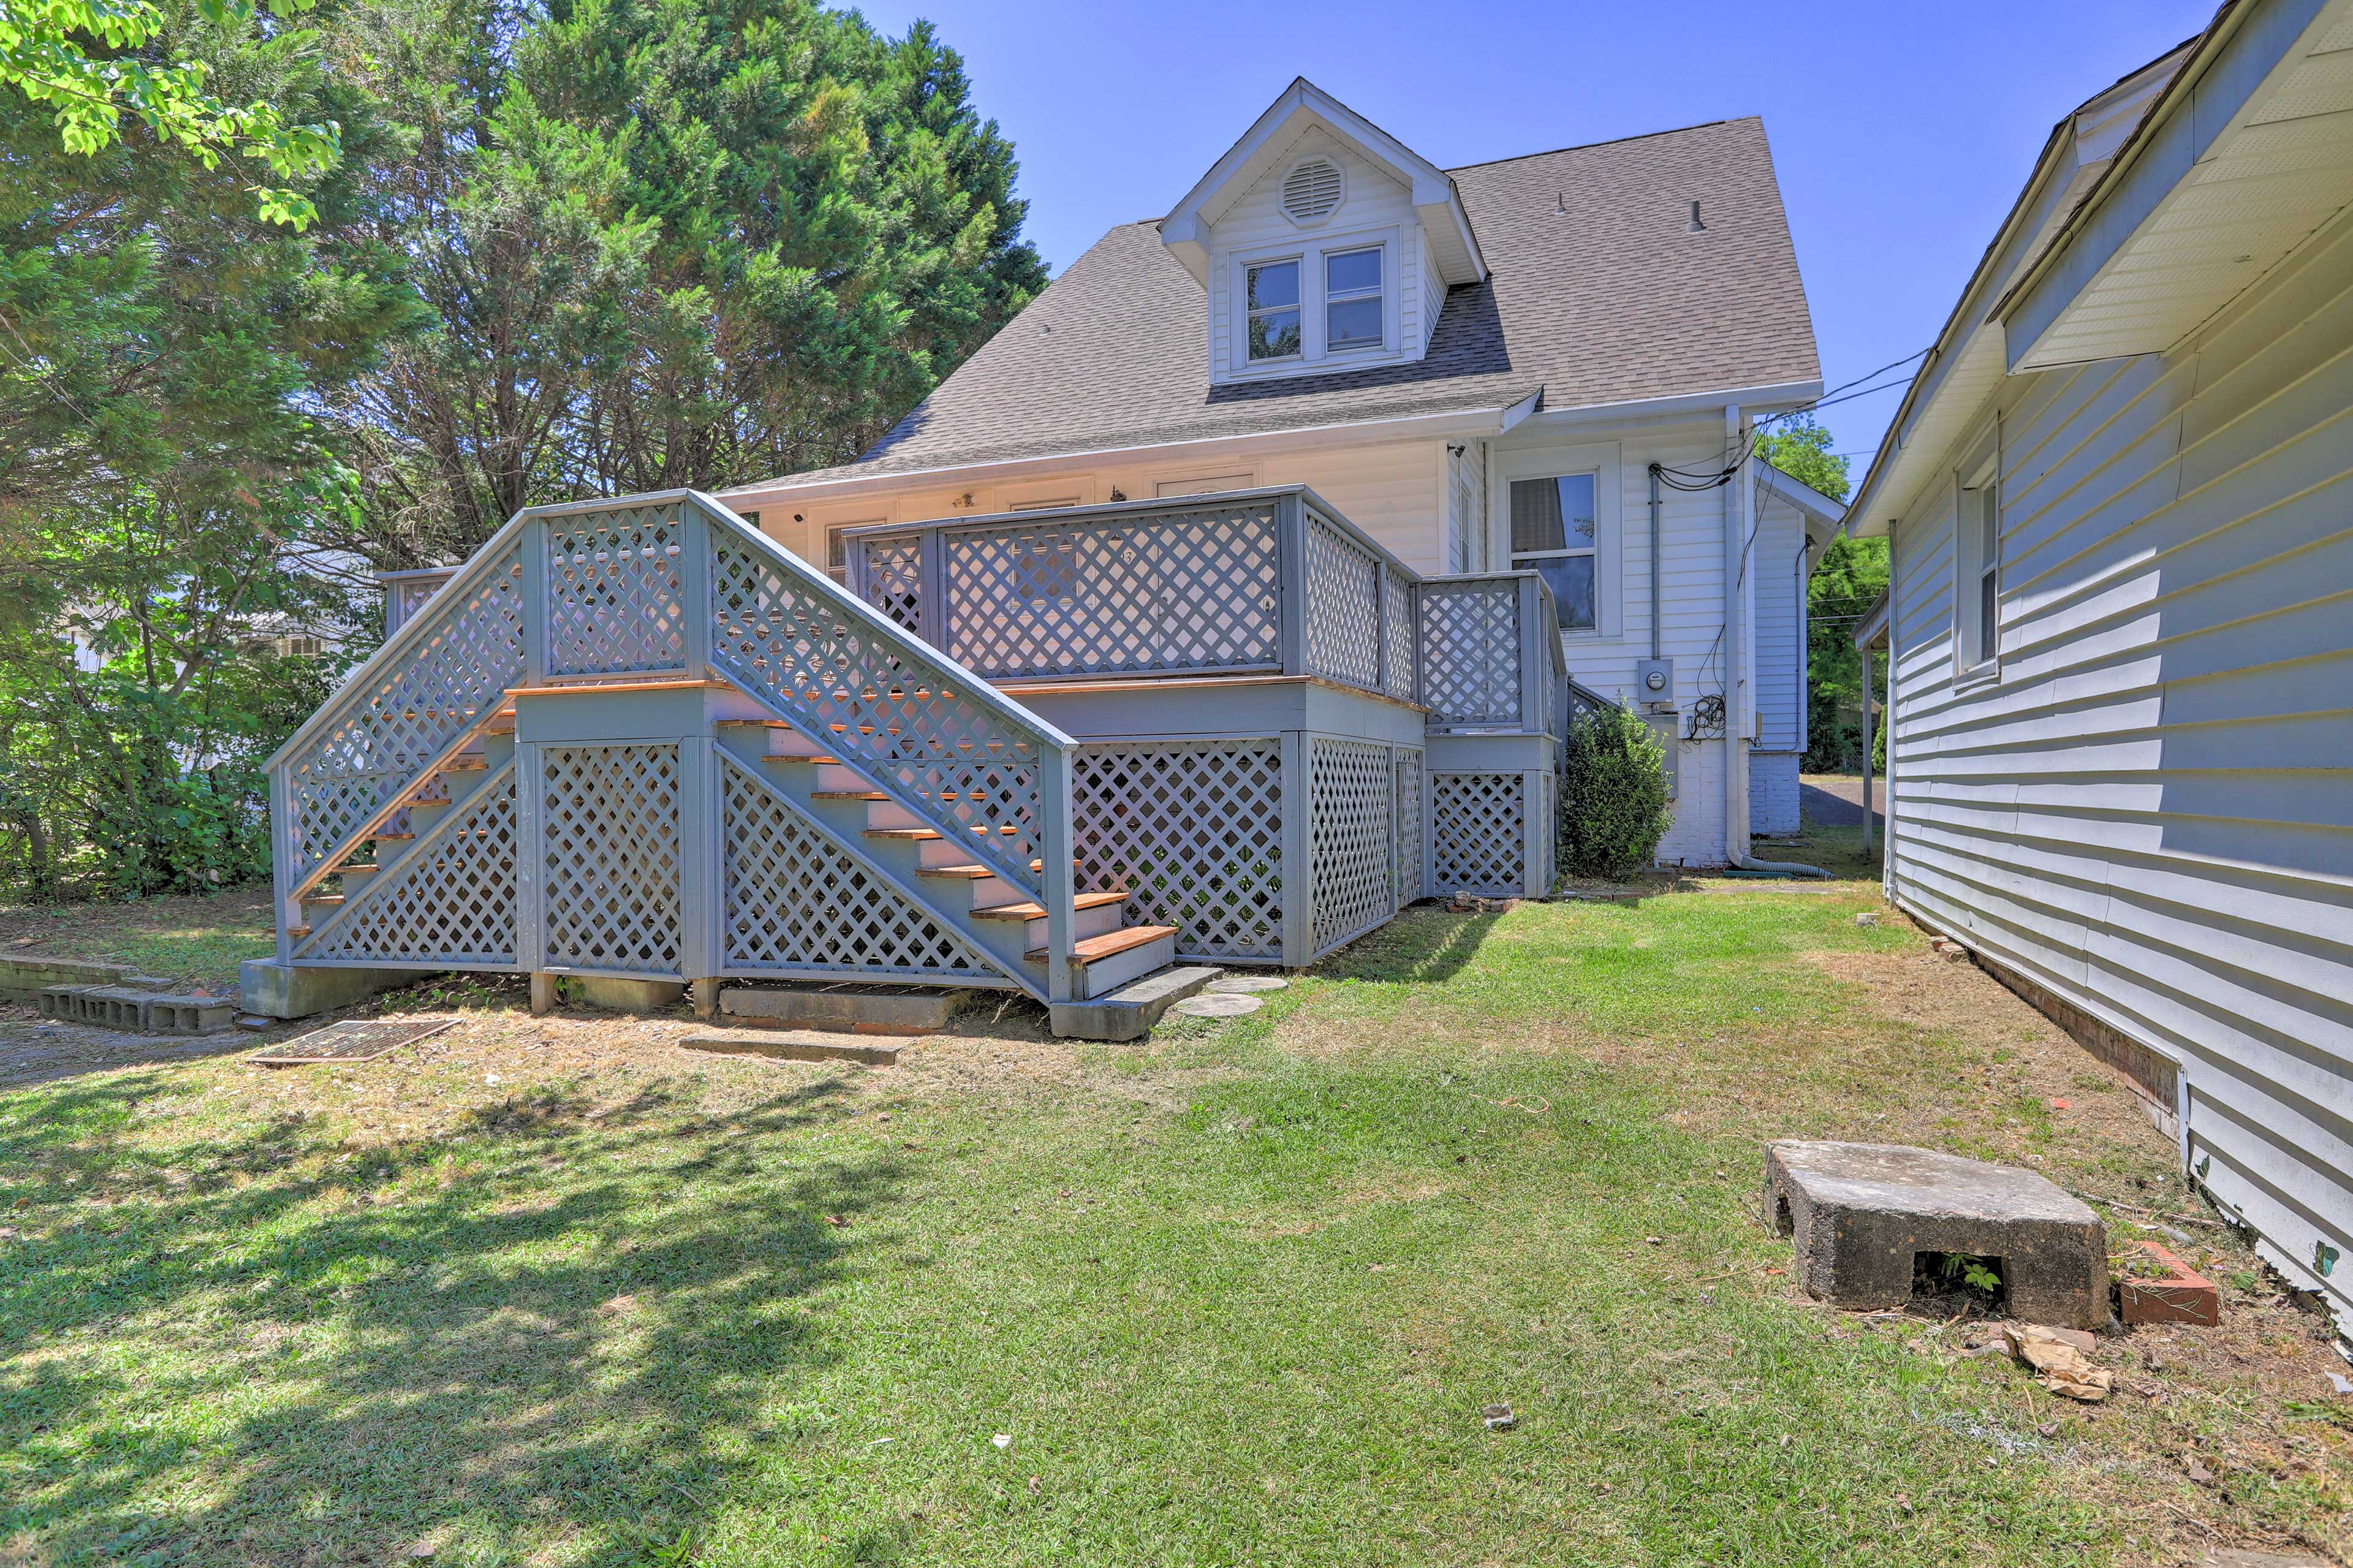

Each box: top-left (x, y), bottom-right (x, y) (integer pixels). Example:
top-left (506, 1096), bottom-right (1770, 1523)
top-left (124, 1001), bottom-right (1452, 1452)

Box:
top-left (1325, 248), bottom-right (1382, 351)
top-left (825, 521), bottom-right (885, 584)
top-left (1245, 260), bottom-right (1301, 361)
top-left (1975, 482), bottom-right (1999, 663)
top-left (1508, 472), bottom-right (1599, 630)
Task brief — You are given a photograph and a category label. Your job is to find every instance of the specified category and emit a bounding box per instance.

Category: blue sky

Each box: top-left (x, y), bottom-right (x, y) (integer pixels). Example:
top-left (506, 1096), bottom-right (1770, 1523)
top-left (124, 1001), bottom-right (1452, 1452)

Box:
top-left (852, 0), bottom-right (2218, 479)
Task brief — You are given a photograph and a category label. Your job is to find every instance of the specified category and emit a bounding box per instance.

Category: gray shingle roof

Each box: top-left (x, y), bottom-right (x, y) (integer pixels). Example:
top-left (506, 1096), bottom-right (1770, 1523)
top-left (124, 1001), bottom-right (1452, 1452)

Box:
top-left (772, 115), bottom-right (1819, 485)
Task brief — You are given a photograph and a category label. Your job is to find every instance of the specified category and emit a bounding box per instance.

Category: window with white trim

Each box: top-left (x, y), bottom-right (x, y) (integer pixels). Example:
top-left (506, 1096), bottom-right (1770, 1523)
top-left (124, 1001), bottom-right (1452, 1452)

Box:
top-left (1245, 260), bottom-right (1301, 362)
top-left (1508, 472), bottom-right (1598, 631)
top-left (1955, 466), bottom-right (1999, 672)
top-left (1324, 247), bottom-right (1382, 352)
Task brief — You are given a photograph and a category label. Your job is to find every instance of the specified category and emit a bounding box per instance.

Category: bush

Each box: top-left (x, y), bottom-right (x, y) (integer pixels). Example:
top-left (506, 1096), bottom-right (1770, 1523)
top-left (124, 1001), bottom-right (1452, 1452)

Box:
top-left (1558, 705), bottom-right (1673, 881)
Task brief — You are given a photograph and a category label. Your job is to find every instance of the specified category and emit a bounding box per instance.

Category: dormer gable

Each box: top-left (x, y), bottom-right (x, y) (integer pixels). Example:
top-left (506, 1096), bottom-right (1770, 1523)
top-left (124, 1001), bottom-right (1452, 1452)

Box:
top-left (1159, 79), bottom-right (1487, 387)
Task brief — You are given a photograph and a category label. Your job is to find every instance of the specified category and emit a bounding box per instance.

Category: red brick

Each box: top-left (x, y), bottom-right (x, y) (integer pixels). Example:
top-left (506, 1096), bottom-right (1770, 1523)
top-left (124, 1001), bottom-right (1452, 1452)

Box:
top-left (2120, 1240), bottom-right (2221, 1327)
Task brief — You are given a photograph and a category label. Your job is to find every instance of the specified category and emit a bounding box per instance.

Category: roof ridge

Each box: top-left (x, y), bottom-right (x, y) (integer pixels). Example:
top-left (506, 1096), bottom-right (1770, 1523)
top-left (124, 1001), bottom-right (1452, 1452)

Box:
top-left (1442, 115), bottom-right (1752, 174)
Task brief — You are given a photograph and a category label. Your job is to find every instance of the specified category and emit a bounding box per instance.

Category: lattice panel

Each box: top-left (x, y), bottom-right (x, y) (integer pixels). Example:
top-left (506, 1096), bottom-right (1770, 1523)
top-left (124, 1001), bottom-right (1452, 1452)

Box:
top-left (859, 534), bottom-right (925, 633)
top-left (709, 529), bottom-right (1048, 893)
top-left (940, 503), bottom-right (1281, 678)
top-left (1309, 738), bottom-right (1393, 953)
top-left (1394, 748), bottom-right (1425, 904)
top-left (285, 547), bottom-right (525, 884)
top-left (545, 506), bottom-right (687, 676)
top-left (1384, 571), bottom-right (1417, 702)
top-left (540, 744), bottom-right (683, 974)
top-left (1302, 513), bottom-right (1383, 691)
top-left (303, 768), bottom-right (518, 965)
top-left (1534, 771), bottom-right (1557, 893)
top-left (1421, 580), bottom-right (1522, 727)
top-left (1072, 740), bottom-right (1284, 960)
top-left (1432, 772), bottom-right (1526, 896)
top-left (720, 756), bottom-right (998, 979)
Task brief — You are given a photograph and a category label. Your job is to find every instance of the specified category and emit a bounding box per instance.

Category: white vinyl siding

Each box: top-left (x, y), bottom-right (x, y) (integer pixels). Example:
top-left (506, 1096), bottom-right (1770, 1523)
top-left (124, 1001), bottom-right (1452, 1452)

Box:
top-left (1882, 206), bottom-right (2353, 1335)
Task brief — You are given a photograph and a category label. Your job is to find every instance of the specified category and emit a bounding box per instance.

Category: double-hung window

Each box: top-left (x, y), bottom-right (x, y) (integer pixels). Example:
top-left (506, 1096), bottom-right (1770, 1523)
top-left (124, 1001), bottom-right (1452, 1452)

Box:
top-left (1955, 472), bottom-right (1999, 672)
top-left (1974, 482), bottom-right (1999, 664)
top-left (1245, 260), bottom-right (1302, 362)
top-left (1324, 248), bottom-right (1382, 351)
top-left (1508, 472), bottom-right (1599, 631)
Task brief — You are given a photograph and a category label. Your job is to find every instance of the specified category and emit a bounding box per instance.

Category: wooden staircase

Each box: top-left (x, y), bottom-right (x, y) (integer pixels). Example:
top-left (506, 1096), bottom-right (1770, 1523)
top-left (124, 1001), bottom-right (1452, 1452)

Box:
top-left (291, 721), bottom-right (516, 939)
top-left (716, 718), bottom-right (1178, 999)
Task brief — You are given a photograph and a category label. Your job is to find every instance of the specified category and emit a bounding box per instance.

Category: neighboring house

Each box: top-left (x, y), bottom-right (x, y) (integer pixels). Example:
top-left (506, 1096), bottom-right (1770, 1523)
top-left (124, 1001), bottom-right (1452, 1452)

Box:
top-left (722, 79), bottom-right (1836, 868)
top-left (251, 81), bottom-right (1832, 1040)
top-left (1846, 0), bottom-right (2353, 1336)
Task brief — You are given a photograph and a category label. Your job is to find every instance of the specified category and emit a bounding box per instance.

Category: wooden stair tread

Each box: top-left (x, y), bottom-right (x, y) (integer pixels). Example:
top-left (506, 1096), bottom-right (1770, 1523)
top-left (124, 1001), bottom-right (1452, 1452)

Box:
top-left (1025, 925), bottom-right (1176, 964)
top-left (301, 895), bottom-right (345, 909)
top-left (760, 752), bottom-right (839, 765)
top-left (442, 756), bottom-right (488, 770)
top-left (974, 890), bottom-right (1128, 922)
top-left (374, 832), bottom-right (415, 843)
top-left (862, 827), bottom-right (938, 841)
top-left (287, 925), bottom-right (312, 937)
top-left (917, 863), bottom-right (996, 880)
top-left (813, 790), bottom-right (890, 802)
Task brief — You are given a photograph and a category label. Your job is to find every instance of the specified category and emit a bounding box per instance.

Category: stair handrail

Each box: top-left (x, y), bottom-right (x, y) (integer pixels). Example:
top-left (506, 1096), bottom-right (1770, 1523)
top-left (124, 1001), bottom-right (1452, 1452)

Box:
top-left (690, 491), bottom-right (1083, 1004)
top-left (263, 510), bottom-right (535, 933)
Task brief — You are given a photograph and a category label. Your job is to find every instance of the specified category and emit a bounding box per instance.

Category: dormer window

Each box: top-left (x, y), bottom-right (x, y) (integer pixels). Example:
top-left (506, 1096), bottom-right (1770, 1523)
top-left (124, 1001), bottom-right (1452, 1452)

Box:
top-left (1325, 248), bottom-right (1383, 350)
top-left (1245, 260), bottom-right (1302, 361)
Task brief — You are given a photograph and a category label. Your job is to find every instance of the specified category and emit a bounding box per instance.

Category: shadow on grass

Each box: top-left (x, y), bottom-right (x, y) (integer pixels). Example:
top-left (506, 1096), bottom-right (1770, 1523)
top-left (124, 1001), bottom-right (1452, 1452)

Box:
top-left (0, 1065), bottom-right (894, 1564)
top-left (1313, 907), bottom-right (1501, 984)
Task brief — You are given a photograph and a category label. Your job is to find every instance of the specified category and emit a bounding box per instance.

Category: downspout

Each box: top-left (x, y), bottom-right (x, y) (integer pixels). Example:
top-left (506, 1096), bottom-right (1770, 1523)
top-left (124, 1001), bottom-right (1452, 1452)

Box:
top-left (1723, 420), bottom-right (1828, 879)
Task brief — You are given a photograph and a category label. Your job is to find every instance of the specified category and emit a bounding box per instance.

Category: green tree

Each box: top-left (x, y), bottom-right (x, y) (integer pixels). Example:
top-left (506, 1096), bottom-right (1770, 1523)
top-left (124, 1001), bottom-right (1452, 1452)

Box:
top-left (0, 0), bottom-right (342, 224)
top-left (1754, 411), bottom-right (1849, 503)
top-left (1754, 412), bottom-right (1887, 773)
top-left (0, 4), bottom-right (415, 896)
top-left (337, 0), bottom-right (1047, 556)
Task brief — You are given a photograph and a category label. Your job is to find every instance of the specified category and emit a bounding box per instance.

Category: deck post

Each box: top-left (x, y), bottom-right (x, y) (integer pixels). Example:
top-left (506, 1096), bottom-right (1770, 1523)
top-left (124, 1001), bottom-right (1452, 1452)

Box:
top-left (520, 515), bottom-right (549, 685)
top-left (515, 739), bottom-right (547, 1009)
top-left (1279, 730), bottom-right (1314, 966)
top-left (1276, 494), bottom-right (1308, 678)
top-left (1374, 560), bottom-right (1390, 696)
top-left (1040, 744), bottom-right (1077, 1003)
top-left (1517, 575), bottom-right (1545, 736)
top-left (917, 528), bottom-right (947, 651)
top-left (680, 499), bottom-right (714, 673)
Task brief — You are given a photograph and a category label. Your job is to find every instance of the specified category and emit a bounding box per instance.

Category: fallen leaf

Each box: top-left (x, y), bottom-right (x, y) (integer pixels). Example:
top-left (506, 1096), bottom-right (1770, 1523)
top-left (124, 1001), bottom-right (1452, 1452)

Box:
top-left (2186, 1455), bottom-right (2215, 1485)
top-left (1988, 1322), bottom-right (2112, 1402)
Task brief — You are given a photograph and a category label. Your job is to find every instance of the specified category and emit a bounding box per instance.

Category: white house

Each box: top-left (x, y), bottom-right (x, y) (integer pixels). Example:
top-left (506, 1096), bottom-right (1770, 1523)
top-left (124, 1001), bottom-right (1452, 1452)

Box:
top-left (722, 80), bottom-right (1839, 866)
top-left (1847, 0), bottom-right (2353, 1336)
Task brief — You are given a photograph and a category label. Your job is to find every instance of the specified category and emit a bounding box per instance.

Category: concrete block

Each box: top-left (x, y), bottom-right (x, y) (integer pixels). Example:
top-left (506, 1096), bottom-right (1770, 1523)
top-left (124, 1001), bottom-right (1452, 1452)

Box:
top-left (240, 960), bottom-right (419, 1020)
top-left (571, 975), bottom-right (687, 1013)
top-left (678, 1029), bottom-right (900, 1066)
top-left (1763, 1140), bottom-right (2110, 1329)
top-left (721, 983), bottom-right (972, 1035)
top-left (1050, 966), bottom-right (1221, 1041)
top-left (1, 955), bottom-right (126, 1004)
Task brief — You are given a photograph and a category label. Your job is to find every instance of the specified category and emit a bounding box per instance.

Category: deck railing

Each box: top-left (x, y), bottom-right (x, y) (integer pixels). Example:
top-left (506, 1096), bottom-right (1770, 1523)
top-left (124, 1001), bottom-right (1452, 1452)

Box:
top-left (845, 487), bottom-right (1425, 702)
top-left (1417, 570), bottom-right (1567, 735)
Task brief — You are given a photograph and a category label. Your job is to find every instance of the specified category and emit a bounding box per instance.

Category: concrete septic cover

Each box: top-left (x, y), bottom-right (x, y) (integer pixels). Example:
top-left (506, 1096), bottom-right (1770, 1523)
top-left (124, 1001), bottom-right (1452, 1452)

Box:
top-left (1171, 993), bottom-right (1264, 1018)
top-left (1205, 976), bottom-right (1288, 995)
top-left (1762, 1140), bottom-right (2109, 1328)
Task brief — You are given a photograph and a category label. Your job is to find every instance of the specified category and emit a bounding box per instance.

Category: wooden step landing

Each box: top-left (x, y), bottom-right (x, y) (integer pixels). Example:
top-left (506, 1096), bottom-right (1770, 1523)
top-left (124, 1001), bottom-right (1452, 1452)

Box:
top-left (1025, 925), bottom-right (1177, 965)
top-left (812, 790), bottom-right (890, 802)
top-left (974, 890), bottom-right (1128, 922)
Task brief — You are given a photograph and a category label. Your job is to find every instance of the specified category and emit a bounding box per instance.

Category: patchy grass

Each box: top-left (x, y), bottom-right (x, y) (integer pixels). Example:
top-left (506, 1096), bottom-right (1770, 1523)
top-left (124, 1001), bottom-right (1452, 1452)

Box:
top-left (1, 879), bottom-right (2347, 1566)
top-left (0, 886), bottom-right (275, 989)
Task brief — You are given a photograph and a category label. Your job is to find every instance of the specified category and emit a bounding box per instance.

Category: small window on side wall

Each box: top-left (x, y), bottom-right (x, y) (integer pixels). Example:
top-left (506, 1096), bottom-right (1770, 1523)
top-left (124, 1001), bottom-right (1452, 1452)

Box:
top-left (1957, 479), bottom-right (1999, 671)
top-left (1325, 247), bottom-right (1382, 351)
top-left (1508, 473), bottom-right (1599, 631)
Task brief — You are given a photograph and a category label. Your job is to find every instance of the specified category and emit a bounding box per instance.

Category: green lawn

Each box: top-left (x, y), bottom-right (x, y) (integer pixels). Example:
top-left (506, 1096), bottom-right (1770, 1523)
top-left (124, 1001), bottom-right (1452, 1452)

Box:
top-left (0, 888), bottom-right (275, 990)
top-left (2, 880), bottom-right (2346, 1566)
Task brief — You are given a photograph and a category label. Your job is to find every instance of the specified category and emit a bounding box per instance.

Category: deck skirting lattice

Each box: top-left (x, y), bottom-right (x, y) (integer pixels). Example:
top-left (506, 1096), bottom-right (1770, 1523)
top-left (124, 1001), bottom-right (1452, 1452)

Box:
top-left (540, 743), bottom-right (683, 975)
top-left (1393, 747), bottom-right (1425, 904)
top-left (1072, 740), bottom-right (1284, 960)
top-left (304, 763), bottom-right (520, 966)
top-left (1431, 772), bottom-right (1526, 896)
top-left (720, 754), bottom-right (998, 980)
top-left (1309, 738), bottom-right (1395, 955)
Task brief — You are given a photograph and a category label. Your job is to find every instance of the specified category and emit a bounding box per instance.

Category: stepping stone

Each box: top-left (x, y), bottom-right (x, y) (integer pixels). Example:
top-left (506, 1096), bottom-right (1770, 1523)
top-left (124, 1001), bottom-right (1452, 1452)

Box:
top-left (1170, 993), bottom-right (1262, 1019)
top-left (1762, 1141), bottom-right (2109, 1328)
top-left (1205, 975), bottom-right (1287, 994)
top-left (678, 1029), bottom-right (900, 1066)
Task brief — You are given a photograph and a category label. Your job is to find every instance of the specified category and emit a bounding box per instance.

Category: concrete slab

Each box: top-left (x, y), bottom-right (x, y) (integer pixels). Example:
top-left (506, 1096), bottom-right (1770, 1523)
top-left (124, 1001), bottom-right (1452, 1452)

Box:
top-left (1049, 966), bottom-right (1221, 1040)
top-left (721, 983), bottom-right (972, 1034)
top-left (1172, 992), bottom-right (1263, 1018)
top-left (1205, 975), bottom-right (1288, 994)
top-left (572, 975), bottom-right (688, 1013)
top-left (1762, 1140), bottom-right (2110, 1329)
top-left (240, 960), bottom-right (419, 1020)
top-left (677, 1029), bottom-right (900, 1066)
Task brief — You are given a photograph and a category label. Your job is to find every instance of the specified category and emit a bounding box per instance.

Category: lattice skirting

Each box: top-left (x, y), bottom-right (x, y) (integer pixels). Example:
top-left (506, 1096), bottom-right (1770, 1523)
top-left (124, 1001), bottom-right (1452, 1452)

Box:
top-left (719, 755), bottom-right (1002, 982)
top-left (301, 765), bottom-right (519, 966)
top-left (1393, 748), bottom-right (1425, 905)
top-left (540, 744), bottom-right (684, 975)
top-left (1072, 740), bottom-right (1284, 960)
top-left (1309, 737), bottom-right (1395, 955)
top-left (1431, 773), bottom-right (1529, 897)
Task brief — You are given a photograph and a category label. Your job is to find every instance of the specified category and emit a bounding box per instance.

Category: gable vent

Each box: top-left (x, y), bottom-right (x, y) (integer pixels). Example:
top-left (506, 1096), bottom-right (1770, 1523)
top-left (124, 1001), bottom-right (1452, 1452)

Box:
top-left (1282, 159), bottom-right (1343, 225)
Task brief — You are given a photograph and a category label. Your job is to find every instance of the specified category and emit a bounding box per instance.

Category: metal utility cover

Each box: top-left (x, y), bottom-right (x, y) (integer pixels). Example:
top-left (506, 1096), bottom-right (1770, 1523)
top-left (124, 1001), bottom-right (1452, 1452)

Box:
top-left (248, 1017), bottom-right (456, 1068)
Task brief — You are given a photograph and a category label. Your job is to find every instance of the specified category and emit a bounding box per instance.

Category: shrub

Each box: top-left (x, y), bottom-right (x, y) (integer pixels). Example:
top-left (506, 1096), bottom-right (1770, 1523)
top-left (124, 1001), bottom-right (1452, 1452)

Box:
top-left (1558, 705), bottom-right (1673, 881)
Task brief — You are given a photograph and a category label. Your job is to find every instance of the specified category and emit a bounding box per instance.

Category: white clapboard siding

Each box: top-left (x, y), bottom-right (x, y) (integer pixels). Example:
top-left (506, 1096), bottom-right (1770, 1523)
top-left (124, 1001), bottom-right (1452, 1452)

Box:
top-left (1884, 205), bottom-right (2353, 1331)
